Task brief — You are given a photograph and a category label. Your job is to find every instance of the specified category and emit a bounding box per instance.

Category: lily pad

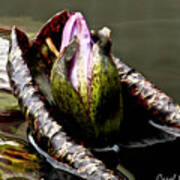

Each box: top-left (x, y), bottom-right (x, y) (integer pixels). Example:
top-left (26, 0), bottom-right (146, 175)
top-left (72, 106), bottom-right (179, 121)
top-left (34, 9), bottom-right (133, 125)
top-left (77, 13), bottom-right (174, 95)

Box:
top-left (0, 134), bottom-right (41, 180)
top-left (0, 91), bottom-right (19, 111)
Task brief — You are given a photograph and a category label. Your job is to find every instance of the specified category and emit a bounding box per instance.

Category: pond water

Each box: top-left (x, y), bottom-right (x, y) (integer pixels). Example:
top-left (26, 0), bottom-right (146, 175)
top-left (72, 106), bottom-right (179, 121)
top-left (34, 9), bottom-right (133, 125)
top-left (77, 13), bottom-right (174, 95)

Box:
top-left (1, 0), bottom-right (180, 179)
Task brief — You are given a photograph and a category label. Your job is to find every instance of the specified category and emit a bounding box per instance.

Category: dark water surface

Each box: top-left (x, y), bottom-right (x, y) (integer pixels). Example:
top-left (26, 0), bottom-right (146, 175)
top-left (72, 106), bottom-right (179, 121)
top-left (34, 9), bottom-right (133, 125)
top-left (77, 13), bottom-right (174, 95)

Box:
top-left (1, 0), bottom-right (180, 179)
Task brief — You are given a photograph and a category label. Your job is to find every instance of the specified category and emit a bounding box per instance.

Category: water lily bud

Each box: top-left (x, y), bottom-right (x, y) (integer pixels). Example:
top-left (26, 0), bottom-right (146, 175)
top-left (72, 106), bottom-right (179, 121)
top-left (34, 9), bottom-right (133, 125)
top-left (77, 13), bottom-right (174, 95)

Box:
top-left (50, 12), bottom-right (123, 145)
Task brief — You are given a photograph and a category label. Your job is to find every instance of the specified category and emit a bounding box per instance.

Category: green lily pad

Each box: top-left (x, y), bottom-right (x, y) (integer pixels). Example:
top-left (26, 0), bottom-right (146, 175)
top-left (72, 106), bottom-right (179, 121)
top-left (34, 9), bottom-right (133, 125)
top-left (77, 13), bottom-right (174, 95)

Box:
top-left (0, 91), bottom-right (19, 111)
top-left (0, 134), bottom-right (42, 180)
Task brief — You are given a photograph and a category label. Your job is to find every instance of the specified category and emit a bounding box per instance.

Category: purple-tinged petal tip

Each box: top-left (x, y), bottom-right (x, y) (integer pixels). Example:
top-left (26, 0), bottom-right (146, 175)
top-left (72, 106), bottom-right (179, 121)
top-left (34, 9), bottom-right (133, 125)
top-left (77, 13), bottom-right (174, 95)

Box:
top-left (60, 12), bottom-right (92, 90)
